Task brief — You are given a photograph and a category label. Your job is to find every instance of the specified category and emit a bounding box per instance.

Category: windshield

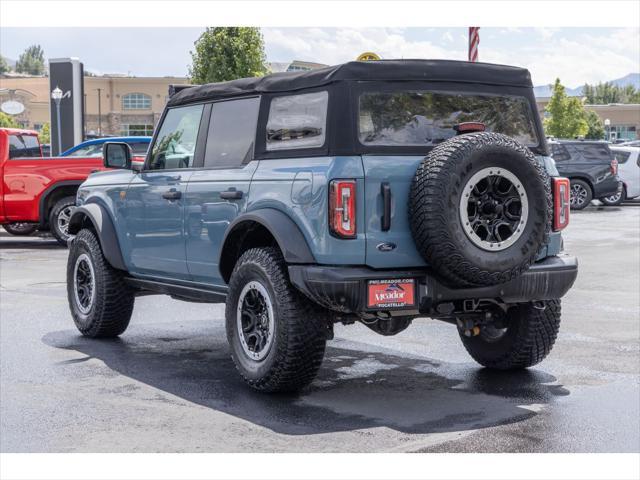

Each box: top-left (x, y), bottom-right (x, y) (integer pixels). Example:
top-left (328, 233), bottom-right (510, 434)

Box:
top-left (359, 90), bottom-right (539, 147)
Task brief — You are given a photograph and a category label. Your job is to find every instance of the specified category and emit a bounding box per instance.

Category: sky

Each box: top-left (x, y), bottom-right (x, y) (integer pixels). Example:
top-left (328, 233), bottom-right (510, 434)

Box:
top-left (1, 27), bottom-right (639, 87)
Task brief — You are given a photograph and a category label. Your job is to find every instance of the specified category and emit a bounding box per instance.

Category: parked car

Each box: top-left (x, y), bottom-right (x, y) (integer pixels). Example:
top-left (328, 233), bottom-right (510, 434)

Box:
top-left (602, 146), bottom-right (640, 204)
top-left (0, 128), bottom-right (107, 244)
top-left (61, 136), bottom-right (151, 158)
top-left (620, 140), bottom-right (640, 148)
top-left (66, 60), bottom-right (577, 392)
top-left (548, 139), bottom-right (622, 209)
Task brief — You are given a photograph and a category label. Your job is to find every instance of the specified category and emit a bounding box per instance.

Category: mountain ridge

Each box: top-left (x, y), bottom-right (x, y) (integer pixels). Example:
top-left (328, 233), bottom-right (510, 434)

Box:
top-left (534, 73), bottom-right (640, 98)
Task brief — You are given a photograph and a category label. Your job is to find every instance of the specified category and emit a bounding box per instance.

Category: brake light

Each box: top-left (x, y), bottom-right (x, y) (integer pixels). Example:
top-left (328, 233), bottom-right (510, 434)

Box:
top-left (329, 180), bottom-right (356, 238)
top-left (552, 177), bottom-right (570, 231)
top-left (610, 158), bottom-right (618, 176)
top-left (454, 122), bottom-right (486, 134)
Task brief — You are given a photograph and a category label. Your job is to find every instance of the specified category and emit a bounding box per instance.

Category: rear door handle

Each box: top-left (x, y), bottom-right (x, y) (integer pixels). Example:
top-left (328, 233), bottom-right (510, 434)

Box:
top-left (162, 189), bottom-right (182, 201)
top-left (220, 189), bottom-right (243, 200)
top-left (381, 182), bottom-right (391, 231)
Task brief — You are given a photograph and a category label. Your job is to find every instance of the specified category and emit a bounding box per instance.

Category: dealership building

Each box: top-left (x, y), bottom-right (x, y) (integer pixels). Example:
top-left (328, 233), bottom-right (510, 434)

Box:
top-left (1, 66), bottom-right (638, 142)
top-left (535, 97), bottom-right (640, 142)
top-left (0, 60), bottom-right (329, 139)
top-left (0, 74), bottom-right (188, 137)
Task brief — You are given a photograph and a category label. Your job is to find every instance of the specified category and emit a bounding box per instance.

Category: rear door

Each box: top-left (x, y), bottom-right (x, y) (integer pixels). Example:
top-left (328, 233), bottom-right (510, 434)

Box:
top-left (124, 104), bottom-right (204, 280)
top-left (184, 97), bottom-right (261, 286)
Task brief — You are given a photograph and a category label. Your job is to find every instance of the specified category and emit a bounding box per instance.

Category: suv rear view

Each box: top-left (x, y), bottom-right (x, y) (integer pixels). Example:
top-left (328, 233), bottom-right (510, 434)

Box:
top-left (66, 60), bottom-right (578, 392)
top-left (549, 139), bottom-right (622, 209)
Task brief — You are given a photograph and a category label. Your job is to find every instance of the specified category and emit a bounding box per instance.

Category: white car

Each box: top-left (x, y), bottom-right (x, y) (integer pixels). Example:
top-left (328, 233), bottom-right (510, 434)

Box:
top-left (603, 146), bottom-right (640, 205)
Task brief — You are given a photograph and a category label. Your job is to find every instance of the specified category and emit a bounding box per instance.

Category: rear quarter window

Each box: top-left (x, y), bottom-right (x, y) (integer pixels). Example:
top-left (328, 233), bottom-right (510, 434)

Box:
top-left (612, 150), bottom-right (631, 164)
top-left (266, 91), bottom-right (328, 151)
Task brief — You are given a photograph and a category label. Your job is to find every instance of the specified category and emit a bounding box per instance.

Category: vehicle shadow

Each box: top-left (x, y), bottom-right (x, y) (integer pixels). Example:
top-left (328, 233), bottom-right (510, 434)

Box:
top-left (0, 237), bottom-right (63, 250)
top-left (42, 327), bottom-right (569, 436)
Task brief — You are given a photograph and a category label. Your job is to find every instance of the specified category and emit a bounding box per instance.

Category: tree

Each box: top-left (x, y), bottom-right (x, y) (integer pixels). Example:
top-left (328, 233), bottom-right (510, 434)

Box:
top-left (0, 112), bottom-right (19, 128)
top-left (544, 78), bottom-right (588, 139)
top-left (189, 28), bottom-right (267, 84)
top-left (0, 55), bottom-right (10, 75)
top-left (15, 45), bottom-right (45, 75)
top-left (583, 81), bottom-right (640, 104)
top-left (584, 110), bottom-right (605, 140)
top-left (39, 123), bottom-right (50, 144)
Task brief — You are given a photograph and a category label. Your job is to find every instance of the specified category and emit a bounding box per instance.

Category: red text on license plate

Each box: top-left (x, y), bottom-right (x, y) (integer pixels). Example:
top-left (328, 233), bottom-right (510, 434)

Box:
top-left (367, 279), bottom-right (415, 309)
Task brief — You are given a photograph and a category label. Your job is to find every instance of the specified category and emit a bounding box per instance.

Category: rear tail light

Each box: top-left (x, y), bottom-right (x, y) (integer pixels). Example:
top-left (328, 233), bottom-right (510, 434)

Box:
top-left (610, 158), bottom-right (618, 175)
top-left (329, 179), bottom-right (356, 238)
top-left (552, 177), bottom-right (570, 231)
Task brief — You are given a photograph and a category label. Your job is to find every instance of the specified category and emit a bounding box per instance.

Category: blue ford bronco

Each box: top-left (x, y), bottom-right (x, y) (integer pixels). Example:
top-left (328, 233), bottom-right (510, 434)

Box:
top-left (66, 60), bottom-right (578, 392)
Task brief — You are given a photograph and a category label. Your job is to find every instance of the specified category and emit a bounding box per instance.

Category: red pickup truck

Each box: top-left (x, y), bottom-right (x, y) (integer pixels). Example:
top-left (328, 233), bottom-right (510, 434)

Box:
top-left (1, 128), bottom-right (106, 245)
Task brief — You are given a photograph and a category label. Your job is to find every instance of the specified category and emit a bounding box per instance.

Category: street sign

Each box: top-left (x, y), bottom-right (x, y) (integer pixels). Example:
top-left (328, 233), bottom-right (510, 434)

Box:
top-left (49, 58), bottom-right (84, 155)
top-left (1, 100), bottom-right (25, 115)
top-left (357, 52), bottom-right (381, 61)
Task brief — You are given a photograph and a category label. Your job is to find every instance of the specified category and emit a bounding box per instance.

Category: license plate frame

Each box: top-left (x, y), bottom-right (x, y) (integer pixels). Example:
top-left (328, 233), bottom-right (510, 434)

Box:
top-left (366, 278), bottom-right (416, 309)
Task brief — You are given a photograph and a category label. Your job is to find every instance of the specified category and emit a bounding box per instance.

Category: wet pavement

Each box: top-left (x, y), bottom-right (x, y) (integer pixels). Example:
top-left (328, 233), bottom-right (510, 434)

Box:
top-left (1, 204), bottom-right (639, 452)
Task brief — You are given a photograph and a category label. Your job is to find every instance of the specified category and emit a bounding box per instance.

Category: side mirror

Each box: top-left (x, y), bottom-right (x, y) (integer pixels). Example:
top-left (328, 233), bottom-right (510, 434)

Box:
top-left (103, 142), bottom-right (132, 169)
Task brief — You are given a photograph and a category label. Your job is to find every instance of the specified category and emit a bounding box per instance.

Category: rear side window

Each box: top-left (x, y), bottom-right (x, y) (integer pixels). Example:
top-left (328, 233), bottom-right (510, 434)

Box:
top-left (9, 134), bottom-right (40, 159)
top-left (149, 104), bottom-right (203, 170)
top-left (204, 97), bottom-right (260, 168)
top-left (612, 150), bottom-right (631, 164)
top-left (359, 91), bottom-right (539, 147)
top-left (550, 143), bottom-right (571, 162)
top-left (266, 91), bottom-right (328, 151)
top-left (571, 143), bottom-right (611, 163)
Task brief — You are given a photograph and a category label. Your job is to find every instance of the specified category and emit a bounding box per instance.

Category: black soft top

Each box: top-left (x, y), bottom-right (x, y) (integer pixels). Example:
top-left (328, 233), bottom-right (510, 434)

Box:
top-left (168, 59), bottom-right (533, 107)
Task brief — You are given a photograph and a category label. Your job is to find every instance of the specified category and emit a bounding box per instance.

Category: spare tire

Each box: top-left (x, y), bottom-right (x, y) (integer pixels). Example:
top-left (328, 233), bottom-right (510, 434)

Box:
top-left (409, 132), bottom-right (551, 286)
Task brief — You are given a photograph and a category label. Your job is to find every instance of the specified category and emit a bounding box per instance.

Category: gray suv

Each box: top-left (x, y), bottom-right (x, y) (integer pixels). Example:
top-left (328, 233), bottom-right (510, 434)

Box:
top-left (66, 60), bottom-right (578, 392)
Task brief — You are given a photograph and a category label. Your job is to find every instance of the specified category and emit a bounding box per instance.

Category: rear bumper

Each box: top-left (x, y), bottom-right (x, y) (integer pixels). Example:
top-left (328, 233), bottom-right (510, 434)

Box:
top-left (289, 255), bottom-right (578, 314)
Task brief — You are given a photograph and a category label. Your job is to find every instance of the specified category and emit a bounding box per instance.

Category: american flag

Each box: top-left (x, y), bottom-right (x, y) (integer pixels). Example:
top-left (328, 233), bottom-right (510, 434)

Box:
top-left (469, 27), bottom-right (480, 62)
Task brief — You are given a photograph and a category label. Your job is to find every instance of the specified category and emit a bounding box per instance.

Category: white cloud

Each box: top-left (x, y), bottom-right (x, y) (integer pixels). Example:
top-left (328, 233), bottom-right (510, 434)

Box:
top-left (263, 27), bottom-right (640, 88)
top-left (485, 28), bottom-right (640, 87)
top-left (263, 28), bottom-right (466, 65)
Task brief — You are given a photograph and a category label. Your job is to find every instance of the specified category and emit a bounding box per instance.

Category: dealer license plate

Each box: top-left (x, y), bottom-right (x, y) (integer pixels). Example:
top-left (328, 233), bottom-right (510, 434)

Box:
top-left (367, 279), bottom-right (416, 309)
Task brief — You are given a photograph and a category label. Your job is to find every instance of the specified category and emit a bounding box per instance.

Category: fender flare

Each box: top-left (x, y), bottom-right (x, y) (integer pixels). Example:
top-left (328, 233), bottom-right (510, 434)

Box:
top-left (219, 209), bottom-right (316, 280)
top-left (67, 202), bottom-right (127, 271)
top-left (38, 180), bottom-right (83, 228)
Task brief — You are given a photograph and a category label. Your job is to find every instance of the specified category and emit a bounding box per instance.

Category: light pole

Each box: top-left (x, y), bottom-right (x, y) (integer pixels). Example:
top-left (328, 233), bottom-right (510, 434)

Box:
top-left (96, 88), bottom-right (102, 137)
top-left (604, 118), bottom-right (611, 142)
top-left (51, 86), bottom-right (63, 156)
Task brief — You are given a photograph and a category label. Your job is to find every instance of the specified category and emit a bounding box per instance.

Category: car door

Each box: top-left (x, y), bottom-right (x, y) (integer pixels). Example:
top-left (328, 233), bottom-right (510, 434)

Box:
top-left (184, 97), bottom-right (261, 286)
top-left (124, 104), bottom-right (205, 280)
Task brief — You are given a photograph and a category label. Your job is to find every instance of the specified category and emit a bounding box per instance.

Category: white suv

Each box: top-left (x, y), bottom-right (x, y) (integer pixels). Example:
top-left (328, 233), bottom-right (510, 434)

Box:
top-left (604, 146), bottom-right (640, 204)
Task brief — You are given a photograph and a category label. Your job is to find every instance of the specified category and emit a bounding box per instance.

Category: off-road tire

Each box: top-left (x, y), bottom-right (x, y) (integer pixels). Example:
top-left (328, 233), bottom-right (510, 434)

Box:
top-left (3, 223), bottom-right (38, 236)
top-left (460, 299), bottom-right (561, 370)
top-left (67, 228), bottom-right (134, 337)
top-left (569, 179), bottom-right (593, 210)
top-left (409, 132), bottom-right (551, 287)
top-left (50, 195), bottom-right (77, 246)
top-left (600, 188), bottom-right (625, 206)
top-left (226, 247), bottom-right (327, 392)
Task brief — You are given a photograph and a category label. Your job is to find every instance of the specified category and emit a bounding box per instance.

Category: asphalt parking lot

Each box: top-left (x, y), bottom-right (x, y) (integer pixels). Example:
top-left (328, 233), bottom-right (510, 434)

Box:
top-left (1, 204), bottom-right (639, 453)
